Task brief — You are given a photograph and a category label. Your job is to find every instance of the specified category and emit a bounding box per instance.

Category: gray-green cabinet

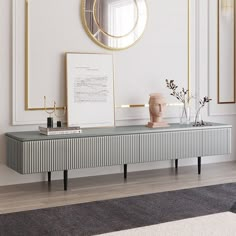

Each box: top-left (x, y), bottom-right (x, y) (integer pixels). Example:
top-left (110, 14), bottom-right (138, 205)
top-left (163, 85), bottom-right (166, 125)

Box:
top-left (6, 123), bottom-right (232, 175)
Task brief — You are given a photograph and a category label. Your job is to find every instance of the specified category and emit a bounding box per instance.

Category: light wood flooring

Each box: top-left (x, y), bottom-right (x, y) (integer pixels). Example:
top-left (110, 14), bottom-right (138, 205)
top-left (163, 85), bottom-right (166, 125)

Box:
top-left (0, 161), bottom-right (236, 214)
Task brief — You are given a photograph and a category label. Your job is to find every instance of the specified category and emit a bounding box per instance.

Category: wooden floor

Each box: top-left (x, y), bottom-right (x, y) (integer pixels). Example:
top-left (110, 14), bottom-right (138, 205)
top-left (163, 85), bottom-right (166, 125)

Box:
top-left (0, 161), bottom-right (236, 214)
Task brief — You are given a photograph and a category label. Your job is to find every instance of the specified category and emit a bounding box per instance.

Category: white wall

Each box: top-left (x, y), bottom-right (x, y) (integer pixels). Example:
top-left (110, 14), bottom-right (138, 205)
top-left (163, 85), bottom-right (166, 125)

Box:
top-left (0, 0), bottom-right (235, 186)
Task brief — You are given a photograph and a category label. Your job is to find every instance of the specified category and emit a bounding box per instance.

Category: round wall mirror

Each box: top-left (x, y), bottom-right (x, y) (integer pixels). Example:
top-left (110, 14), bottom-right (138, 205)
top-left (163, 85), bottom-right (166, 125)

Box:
top-left (81, 0), bottom-right (148, 50)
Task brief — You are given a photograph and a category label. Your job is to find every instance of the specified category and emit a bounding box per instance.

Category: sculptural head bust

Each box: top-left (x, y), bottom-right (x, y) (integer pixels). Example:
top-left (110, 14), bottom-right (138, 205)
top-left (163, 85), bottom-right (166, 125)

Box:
top-left (147, 93), bottom-right (169, 128)
top-left (149, 93), bottom-right (166, 121)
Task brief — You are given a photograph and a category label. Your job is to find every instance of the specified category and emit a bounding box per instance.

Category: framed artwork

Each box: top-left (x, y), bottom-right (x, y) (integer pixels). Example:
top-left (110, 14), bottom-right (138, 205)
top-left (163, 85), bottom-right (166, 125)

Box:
top-left (66, 53), bottom-right (115, 128)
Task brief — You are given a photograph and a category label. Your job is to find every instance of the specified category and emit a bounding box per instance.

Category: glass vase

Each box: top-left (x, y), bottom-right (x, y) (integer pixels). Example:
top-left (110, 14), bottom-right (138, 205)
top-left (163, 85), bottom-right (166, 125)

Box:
top-left (194, 107), bottom-right (205, 126)
top-left (180, 103), bottom-right (191, 124)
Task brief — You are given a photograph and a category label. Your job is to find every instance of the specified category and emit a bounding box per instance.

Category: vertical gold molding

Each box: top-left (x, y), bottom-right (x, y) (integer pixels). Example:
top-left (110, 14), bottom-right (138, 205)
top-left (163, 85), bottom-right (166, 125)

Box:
top-left (188, 0), bottom-right (191, 96)
top-left (25, 0), bottom-right (29, 110)
top-left (217, 0), bottom-right (236, 104)
top-left (217, 0), bottom-right (220, 104)
top-left (25, 0), bottom-right (63, 111)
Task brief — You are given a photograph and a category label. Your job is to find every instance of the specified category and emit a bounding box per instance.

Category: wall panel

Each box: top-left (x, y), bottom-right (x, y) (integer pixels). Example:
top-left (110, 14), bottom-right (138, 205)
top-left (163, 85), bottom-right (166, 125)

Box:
top-left (13, 0), bottom-right (193, 125)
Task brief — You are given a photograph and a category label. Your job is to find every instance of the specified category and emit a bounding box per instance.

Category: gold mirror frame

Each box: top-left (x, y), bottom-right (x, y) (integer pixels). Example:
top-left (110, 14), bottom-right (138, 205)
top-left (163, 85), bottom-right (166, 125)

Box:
top-left (81, 0), bottom-right (148, 50)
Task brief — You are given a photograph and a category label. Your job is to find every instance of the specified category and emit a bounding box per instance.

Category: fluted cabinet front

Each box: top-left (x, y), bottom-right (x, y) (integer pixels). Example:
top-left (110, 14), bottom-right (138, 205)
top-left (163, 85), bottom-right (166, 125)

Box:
top-left (202, 128), bottom-right (231, 156)
top-left (139, 128), bottom-right (231, 163)
top-left (63, 135), bottom-right (139, 170)
top-left (139, 130), bottom-right (202, 162)
top-left (9, 134), bottom-right (139, 174)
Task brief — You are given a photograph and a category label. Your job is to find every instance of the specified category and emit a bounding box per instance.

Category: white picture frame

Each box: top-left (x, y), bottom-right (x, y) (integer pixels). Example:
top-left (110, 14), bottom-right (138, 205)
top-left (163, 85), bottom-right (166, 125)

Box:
top-left (66, 53), bottom-right (115, 128)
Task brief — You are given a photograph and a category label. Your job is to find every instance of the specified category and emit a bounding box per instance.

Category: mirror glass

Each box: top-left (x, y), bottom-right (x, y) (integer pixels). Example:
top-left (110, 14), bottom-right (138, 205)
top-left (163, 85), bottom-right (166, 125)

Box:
top-left (94, 0), bottom-right (138, 37)
top-left (82, 0), bottom-right (148, 50)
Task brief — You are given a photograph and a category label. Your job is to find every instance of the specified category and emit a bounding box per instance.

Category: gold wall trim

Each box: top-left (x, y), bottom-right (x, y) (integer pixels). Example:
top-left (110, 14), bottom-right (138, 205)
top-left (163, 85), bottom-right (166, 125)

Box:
top-left (217, 0), bottom-right (236, 104)
top-left (25, 0), bottom-right (64, 111)
top-left (115, 103), bottom-right (183, 108)
top-left (25, 0), bottom-right (28, 110)
top-left (117, 0), bottom-right (191, 108)
top-left (188, 0), bottom-right (191, 95)
top-left (25, 0), bottom-right (190, 111)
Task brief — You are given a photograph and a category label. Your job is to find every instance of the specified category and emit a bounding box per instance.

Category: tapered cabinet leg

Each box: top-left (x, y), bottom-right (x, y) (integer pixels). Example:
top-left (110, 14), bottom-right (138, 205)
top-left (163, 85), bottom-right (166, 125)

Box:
top-left (124, 164), bottom-right (127, 179)
top-left (64, 170), bottom-right (68, 191)
top-left (48, 172), bottom-right (51, 183)
top-left (198, 157), bottom-right (201, 175)
top-left (175, 159), bottom-right (178, 169)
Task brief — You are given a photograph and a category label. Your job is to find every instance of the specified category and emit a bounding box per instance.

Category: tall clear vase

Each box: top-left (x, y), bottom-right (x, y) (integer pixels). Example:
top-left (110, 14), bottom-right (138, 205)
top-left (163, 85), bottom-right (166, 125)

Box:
top-left (180, 103), bottom-right (190, 124)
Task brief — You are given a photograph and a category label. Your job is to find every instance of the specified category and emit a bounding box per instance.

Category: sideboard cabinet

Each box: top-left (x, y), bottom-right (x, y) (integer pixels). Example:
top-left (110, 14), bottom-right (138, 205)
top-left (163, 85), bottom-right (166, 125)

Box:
top-left (6, 123), bottom-right (231, 190)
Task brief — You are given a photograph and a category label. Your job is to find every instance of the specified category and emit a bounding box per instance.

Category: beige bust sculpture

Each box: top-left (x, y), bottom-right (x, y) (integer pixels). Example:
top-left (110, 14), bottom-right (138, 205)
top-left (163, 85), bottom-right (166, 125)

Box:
top-left (147, 93), bottom-right (169, 128)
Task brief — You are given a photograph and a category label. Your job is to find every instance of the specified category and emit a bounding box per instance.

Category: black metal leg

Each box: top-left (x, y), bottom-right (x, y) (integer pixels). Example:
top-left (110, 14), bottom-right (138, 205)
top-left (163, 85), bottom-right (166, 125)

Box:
top-left (198, 157), bottom-right (201, 175)
top-left (124, 164), bottom-right (127, 179)
top-left (48, 172), bottom-right (51, 183)
top-left (175, 159), bottom-right (178, 169)
top-left (64, 170), bottom-right (68, 191)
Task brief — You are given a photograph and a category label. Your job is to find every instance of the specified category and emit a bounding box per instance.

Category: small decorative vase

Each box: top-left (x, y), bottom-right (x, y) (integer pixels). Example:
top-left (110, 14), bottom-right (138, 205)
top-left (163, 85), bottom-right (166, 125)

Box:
top-left (180, 103), bottom-right (190, 124)
top-left (193, 107), bottom-right (205, 126)
top-left (195, 111), bottom-right (201, 124)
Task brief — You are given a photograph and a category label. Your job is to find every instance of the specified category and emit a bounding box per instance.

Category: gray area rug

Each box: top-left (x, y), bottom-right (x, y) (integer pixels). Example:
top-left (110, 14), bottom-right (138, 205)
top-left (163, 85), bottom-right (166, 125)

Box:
top-left (1, 183), bottom-right (236, 236)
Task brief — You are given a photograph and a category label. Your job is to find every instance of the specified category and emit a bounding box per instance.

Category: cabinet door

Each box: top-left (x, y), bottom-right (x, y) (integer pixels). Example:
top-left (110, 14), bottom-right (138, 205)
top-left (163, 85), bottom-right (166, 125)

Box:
top-left (202, 128), bottom-right (231, 156)
top-left (139, 130), bottom-right (202, 163)
top-left (22, 134), bottom-right (139, 173)
top-left (64, 134), bottom-right (139, 169)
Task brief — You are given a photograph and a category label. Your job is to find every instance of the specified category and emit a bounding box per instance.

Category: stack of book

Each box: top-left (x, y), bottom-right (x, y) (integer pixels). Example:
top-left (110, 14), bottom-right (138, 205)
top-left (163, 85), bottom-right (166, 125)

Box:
top-left (39, 126), bottom-right (82, 136)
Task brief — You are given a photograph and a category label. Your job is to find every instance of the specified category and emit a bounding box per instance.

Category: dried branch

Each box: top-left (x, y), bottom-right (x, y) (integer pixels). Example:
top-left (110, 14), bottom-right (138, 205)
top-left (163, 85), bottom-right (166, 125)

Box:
top-left (166, 79), bottom-right (190, 104)
top-left (194, 96), bottom-right (212, 125)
